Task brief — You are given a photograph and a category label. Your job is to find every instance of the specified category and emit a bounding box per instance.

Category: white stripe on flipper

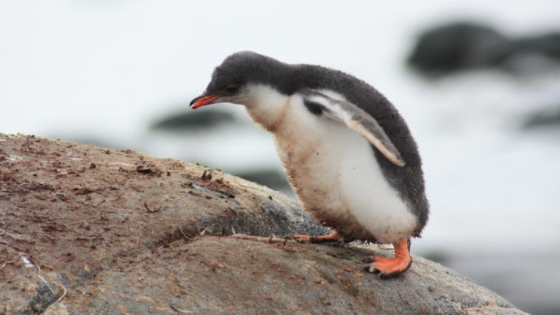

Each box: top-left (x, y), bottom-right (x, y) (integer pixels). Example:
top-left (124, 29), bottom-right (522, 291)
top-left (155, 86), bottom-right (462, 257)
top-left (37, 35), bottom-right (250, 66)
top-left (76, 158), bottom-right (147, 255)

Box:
top-left (305, 91), bottom-right (405, 167)
top-left (350, 120), bottom-right (405, 167)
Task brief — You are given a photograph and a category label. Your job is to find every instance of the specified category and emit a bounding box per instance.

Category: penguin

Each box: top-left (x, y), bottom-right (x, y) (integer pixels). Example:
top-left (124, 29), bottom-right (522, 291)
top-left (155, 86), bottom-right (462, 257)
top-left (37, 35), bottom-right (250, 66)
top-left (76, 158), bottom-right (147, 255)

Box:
top-left (190, 51), bottom-right (429, 278)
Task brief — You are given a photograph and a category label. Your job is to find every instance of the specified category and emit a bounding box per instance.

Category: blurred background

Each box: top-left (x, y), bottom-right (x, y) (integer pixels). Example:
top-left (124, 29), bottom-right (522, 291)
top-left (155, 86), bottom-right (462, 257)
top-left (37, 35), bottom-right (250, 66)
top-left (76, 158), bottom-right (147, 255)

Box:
top-left (1, 1), bottom-right (559, 313)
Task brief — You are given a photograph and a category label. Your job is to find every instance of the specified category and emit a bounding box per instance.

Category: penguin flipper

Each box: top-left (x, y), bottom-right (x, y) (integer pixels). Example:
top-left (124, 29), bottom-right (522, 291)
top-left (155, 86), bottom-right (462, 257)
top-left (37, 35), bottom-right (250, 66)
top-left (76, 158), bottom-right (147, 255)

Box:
top-left (303, 91), bottom-right (406, 167)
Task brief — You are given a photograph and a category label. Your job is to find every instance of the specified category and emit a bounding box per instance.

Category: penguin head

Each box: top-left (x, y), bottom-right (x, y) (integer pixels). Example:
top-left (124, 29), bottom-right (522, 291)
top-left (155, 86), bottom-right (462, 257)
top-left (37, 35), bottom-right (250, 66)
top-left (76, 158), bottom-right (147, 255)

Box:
top-left (190, 51), bottom-right (294, 109)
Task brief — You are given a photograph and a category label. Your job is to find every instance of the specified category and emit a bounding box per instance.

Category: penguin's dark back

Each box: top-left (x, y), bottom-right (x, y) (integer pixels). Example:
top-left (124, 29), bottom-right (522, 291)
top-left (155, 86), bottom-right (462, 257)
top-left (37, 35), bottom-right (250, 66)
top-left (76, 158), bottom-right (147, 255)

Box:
top-left (294, 64), bottom-right (429, 235)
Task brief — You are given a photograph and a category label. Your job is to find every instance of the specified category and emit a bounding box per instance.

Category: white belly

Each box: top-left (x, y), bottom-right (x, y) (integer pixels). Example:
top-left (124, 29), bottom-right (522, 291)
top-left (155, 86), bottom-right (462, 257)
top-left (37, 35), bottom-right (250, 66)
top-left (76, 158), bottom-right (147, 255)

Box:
top-left (272, 103), bottom-right (417, 243)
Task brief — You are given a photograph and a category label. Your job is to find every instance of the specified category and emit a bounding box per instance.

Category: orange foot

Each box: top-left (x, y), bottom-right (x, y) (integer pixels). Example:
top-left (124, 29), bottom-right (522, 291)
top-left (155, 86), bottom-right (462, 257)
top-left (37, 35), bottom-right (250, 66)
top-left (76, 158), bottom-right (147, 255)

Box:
top-left (365, 239), bottom-right (412, 279)
top-left (293, 231), bottom-right (343, 244)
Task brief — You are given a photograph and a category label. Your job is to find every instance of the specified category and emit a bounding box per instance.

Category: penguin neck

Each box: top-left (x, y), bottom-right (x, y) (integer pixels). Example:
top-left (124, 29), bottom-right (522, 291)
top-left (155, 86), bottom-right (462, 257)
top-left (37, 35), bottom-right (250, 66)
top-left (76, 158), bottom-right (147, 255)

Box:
top-left (243, 84), bottom-right (293, 133)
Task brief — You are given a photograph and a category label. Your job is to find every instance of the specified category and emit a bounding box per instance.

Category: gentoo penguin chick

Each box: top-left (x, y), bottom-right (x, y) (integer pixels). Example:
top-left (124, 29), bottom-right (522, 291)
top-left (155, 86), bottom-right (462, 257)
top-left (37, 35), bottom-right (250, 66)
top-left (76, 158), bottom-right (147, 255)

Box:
top-left (190, 51), bottom-right (429, 278)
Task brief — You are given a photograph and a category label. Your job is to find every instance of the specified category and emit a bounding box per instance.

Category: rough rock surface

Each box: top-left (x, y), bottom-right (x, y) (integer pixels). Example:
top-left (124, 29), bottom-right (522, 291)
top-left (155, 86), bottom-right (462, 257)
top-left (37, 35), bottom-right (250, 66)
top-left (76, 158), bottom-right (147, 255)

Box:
top-left (0, 134), bottom-right (527, 315)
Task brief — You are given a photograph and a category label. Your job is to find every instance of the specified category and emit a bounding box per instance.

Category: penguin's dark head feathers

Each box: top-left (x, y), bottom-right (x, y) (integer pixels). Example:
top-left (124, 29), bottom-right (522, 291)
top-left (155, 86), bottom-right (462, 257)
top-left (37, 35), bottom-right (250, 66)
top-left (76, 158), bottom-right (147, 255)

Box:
top-left (208, 52), bottom-right (259, 97)
top-left (190, 51), bottom-right (296, 109)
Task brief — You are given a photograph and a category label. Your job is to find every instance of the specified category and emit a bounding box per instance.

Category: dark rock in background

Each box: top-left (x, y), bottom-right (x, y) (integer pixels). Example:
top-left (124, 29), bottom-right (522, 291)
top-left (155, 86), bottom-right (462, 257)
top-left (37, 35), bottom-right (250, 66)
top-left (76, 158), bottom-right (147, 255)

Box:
top-left (408, 22), bottom-right (560, 76)
top-left (522, 105), bottom-right (560, 130)
top-left (408, 22), bottom-right (508, 75)
top-left (494, 33), bottom-right (560, 75)
top-left (151, 108), bottom-right (236, 132)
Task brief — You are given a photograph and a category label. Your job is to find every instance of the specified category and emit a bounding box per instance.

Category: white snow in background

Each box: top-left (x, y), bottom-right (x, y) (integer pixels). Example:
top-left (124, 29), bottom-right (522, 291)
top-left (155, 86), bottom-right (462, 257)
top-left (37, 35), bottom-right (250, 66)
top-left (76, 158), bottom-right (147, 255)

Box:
top-left (1, 1), bottom-right (560, 312)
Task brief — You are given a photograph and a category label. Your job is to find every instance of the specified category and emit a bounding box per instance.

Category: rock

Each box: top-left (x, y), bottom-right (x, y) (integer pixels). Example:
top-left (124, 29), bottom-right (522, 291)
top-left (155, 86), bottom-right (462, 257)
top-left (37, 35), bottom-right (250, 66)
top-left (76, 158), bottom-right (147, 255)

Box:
top-left (521, 105), bottom-right (560, 130)
top-left (45, 134), bottom-right (125, 151)
top-left (407, 22), bottom-right (508, 76)
top-left (408, 22), bottom-right (560, 76)
top-left (495, 33), bottom-right (560, 75)
top-left (233, 168), bottom-right (291, 193)
top-left (151, 108), bottom-right (236, 132)
top-left (0, 134), bottom-right (527, 314)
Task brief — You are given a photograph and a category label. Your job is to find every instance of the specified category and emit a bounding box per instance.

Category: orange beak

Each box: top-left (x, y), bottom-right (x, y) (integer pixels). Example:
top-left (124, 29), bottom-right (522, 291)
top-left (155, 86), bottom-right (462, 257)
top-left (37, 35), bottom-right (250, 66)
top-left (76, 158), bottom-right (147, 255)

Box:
top-left (190, 94), bottom-right (220, 109)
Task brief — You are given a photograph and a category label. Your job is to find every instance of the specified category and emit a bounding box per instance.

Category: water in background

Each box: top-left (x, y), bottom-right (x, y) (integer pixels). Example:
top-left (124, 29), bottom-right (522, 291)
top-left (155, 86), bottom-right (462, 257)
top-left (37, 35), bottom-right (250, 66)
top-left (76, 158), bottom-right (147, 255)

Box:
top-left (1, 1), bottom-right (560, 313)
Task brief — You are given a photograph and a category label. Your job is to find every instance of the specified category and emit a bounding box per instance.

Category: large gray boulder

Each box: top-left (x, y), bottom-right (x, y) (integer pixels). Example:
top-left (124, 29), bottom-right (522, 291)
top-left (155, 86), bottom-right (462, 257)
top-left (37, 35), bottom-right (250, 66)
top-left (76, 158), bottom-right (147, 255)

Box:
top-left (0, 134), bottom-right (526, 314)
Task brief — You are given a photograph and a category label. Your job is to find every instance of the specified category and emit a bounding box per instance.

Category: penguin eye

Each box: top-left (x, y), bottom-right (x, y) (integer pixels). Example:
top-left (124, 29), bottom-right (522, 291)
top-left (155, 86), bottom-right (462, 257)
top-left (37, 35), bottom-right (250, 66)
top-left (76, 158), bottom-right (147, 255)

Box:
top-left (224, 85), bottom-right (239, 94)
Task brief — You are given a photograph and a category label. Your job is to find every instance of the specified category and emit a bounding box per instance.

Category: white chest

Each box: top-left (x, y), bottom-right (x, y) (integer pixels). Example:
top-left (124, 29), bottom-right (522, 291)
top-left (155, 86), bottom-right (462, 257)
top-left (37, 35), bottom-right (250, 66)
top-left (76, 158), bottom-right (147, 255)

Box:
top-left (244, 88), bottom-right (417, 243)
top-left (274, 98), bottom-right (416, 243)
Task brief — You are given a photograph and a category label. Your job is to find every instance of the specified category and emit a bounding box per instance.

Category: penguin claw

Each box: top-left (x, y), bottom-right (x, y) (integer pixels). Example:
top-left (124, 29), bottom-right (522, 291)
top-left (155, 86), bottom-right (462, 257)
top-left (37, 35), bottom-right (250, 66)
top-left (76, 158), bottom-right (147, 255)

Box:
top-left (362, 257), bottom-right (375, 264)
top-left (363, 263), bottom-right (409, 279)
top-left (363, 264), bottom-right (379, 273)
